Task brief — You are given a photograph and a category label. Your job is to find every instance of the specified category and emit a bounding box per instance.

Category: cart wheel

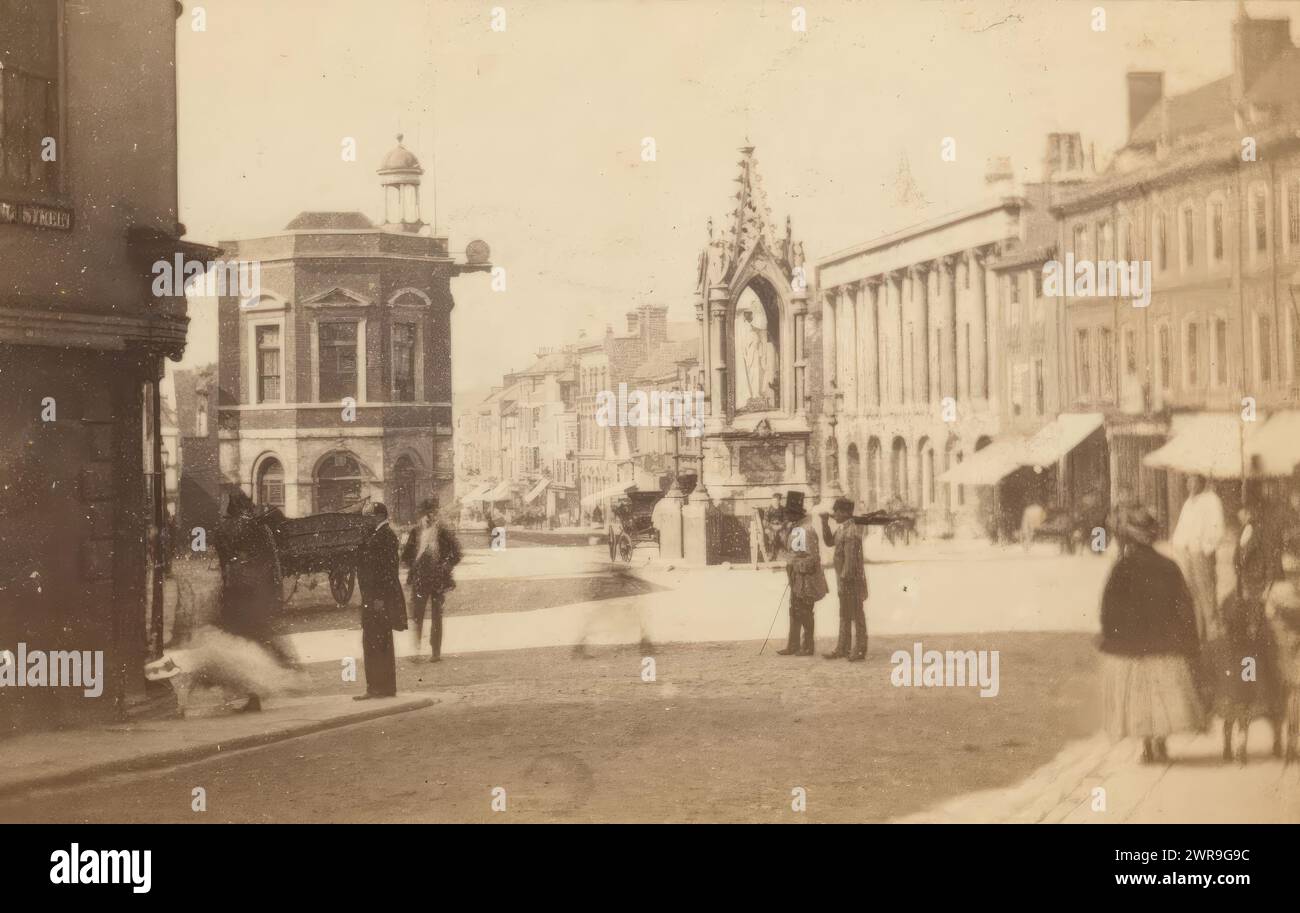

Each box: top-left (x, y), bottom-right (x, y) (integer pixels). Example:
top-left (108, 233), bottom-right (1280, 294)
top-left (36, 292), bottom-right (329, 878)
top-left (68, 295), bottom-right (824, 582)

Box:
top-left (617, 533), bottom-right (633, 562)
top-left (607, 528), bottom-right (617, 561)
top-left (329, 568), bottom-right (355, 606)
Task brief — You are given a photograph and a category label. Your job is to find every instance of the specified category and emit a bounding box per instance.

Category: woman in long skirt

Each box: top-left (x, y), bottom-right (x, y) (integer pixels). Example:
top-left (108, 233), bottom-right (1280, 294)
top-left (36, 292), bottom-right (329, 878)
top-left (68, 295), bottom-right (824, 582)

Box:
top-left (1098, 506), bottom-right (1205, 764)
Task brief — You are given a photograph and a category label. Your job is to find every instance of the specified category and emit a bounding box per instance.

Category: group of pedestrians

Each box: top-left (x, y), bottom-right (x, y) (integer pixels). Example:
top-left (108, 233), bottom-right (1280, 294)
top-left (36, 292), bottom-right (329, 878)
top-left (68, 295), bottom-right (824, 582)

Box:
top-left (773, 492), bottom-right (870, 662)
top-left (214, 491), bottom-right (462, 708)
top-left (1097, 476), bottom-right (1300, 764)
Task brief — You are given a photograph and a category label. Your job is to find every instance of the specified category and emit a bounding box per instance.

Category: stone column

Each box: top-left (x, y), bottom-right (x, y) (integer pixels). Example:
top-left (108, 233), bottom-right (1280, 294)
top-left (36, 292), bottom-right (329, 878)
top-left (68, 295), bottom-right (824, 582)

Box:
top-left (822, 287), bottom-right (838, 401)
top-left (709, 285), bottom-right (729, 420)
top-left (792, 288), bottom-right (808, 413)
top-left (970, 247), bottom-right (989, 401)
top-left (910, 263), bottom-right (931, 404)
top-left (864, 278), bottom-right (881, 409)
top-left (695, 293), bottom-right (709, 401)
top-left (843, 281), bottom-right (860, 414)
top-left (939, 255), bottom-right (958, 401)
top-left (888, 270), bottom-right (905, 405)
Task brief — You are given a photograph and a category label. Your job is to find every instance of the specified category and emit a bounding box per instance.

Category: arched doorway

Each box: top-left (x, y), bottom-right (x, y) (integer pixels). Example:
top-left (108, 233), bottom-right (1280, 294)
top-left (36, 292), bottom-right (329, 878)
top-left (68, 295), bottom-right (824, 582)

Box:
top-left (392, 455), bottom-right (420, 524)
top-left (865, 437), bottom-right (882, 509)
top-left (316, 451), bottom-right (365, 513)
top-left (917, 436), bottom-right (935, 508)
top-left (256, 457), bottom-right (285, 510)
top-left (890, 436), bottom-right (909, 504)
top-left (846, 443), bottom-right (861, 503)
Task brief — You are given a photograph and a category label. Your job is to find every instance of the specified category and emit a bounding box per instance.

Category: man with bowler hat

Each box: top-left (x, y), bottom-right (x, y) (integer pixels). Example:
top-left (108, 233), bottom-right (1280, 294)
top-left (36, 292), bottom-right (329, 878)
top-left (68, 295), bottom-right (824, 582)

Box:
top-left (820, 496), bottom-right (868, 660)
top-left (401, 496), bottom-right (462, 662)
top-left (777, 491), bottom-right (827, 656)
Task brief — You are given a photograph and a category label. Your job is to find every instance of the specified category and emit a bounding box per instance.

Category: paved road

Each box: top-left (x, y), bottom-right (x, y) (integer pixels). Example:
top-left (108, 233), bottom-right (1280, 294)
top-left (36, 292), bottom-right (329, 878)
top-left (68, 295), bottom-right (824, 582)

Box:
top-left (0, 634), bottom-right (1100, 823)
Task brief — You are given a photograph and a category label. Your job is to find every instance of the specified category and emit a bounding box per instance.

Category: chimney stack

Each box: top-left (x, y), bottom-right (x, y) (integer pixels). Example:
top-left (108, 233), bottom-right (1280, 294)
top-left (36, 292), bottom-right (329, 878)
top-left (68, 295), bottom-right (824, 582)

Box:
top-left (1232, 10), bottom-right (1294, 101)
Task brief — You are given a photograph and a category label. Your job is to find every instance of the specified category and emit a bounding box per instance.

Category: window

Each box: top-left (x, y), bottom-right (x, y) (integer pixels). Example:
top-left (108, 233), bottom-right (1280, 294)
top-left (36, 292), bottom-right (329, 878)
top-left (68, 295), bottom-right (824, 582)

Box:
top-left (1124, 328), bottom-right (1137, 377)
top-left (1253, 187), bottom-right (1268, 254)
top-left (1259, 315), bottom-right (1273, 383)
top-left (1288, 179), bottom-right (1300, 247)
top-left (1210, 199), bottom-right (1225, 264)
top-left (0, 0), bottom-right (61, 191)
top-left (1211, 318), bottom-right (1228, 387)
top-left (1075, 328), bottom-right (1092, 398)
top-left (1154, 212), bottom-right (1167, 271)
top-left (1181, 205), bottom-right (1195, 268)
top-left (392, 323), bottom-right (416, 402)
top-left (1158, 324), bottom-right (1171, 391)
top-left (257, 459), bottom-right (285, 509)
top-left (319, 322), bottom-right (358, 402)
top-left (1099, 327), bottom-right (1115, 397)
top-left (1186, 321), bottom-right (1200, 388)
top-left (256, 325), bottom-right (281, 403)
top-left (1033, 358), bottom-right (1045, 416)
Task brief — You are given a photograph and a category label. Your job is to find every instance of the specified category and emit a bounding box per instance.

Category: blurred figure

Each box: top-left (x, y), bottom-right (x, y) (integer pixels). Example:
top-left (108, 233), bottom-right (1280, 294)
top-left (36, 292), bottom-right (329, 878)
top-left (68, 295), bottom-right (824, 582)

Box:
top-left (1171, 474), bottom-right (1225, 642)
top-left (1265, 551), bottom-right (1300, 762)
top-left (401, 497), bottom-right (463, 662)
top-left (777, 492), bottom-right (826, 657)
top-left (1209, 505), bottom-right (1284, 762)
top-left (354, 503), bottom-right (405, 699)
top-left (213, 490), bottom-right (290, 712)
top-left (1097, 505), bottom-right (1205, 764)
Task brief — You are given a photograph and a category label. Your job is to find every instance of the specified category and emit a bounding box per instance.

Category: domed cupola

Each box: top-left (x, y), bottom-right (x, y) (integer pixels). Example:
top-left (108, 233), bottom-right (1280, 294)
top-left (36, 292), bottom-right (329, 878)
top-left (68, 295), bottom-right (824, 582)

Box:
top-left (378, 134), bottom-right (425, 232)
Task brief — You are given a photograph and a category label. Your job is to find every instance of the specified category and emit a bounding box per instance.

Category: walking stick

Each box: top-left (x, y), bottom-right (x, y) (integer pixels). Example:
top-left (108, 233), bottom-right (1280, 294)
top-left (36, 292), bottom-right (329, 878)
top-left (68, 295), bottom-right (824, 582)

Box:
top-left (759, 582), bottom-right (790, 655)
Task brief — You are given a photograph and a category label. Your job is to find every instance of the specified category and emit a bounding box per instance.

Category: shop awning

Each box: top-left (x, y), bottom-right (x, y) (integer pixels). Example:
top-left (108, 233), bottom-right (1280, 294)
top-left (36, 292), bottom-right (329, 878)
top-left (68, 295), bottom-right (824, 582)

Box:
top-left (523, 477), bottom-right (550, 503)
top-left (580, 482), bottom-right (635, 509)
top-left (938, 436), bottom-right (1030, 485)
top-left (484, 479), bottom-right (514, 502)
top-left (937, 413), bottom-right (1104, 486)
top-left (1143, 412), bottom-right (1257, 479)
top-left (1247, 410), bottom-right (1300, 477)
top-left (1022, 412), bottom-right (1105, 469)
top-left (461, 482), bottom-right (493, 502)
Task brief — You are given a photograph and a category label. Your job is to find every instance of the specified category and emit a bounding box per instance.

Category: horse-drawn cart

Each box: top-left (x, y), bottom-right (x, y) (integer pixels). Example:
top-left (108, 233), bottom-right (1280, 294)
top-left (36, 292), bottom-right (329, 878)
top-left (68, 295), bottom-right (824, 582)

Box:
top-left (607, 490), bottom-right (662, 562)
top-left (269, 511), bottom-right (373, 606)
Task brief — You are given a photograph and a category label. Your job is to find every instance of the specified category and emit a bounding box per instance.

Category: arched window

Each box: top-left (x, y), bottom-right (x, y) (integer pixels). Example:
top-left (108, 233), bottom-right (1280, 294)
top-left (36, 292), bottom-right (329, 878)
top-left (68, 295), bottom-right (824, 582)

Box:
top-left (890, 436), bottom-right (909, 504)
top-left (317, 452), bottom-right (364, 513)
top-left (257, 458), bottom-right (285, 509)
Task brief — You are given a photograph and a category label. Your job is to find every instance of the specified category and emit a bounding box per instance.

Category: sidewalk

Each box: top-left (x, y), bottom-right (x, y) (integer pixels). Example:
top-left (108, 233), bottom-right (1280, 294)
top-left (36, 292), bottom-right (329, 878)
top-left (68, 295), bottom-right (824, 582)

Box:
top-left (896, 721), bottom-right (1300, 823)
top-left (0, 692), bottom-right (442, 798)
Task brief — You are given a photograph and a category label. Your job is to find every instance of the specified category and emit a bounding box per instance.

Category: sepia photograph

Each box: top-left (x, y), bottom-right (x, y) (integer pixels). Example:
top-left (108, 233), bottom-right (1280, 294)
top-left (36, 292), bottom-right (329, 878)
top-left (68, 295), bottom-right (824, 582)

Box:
top-left (1, 0), bottom-right (1298, 884)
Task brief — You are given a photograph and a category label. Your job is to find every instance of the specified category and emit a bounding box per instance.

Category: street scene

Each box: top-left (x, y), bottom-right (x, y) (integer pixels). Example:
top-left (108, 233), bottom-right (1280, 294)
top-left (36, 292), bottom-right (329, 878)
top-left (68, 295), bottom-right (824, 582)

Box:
top-left (2, 0), bottom-right (1300, 830)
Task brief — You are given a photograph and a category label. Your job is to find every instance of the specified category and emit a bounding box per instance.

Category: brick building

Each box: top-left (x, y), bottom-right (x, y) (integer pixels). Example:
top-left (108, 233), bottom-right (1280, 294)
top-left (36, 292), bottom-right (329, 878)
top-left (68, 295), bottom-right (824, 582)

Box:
top-left (217, 137), bottom-right (490, 525)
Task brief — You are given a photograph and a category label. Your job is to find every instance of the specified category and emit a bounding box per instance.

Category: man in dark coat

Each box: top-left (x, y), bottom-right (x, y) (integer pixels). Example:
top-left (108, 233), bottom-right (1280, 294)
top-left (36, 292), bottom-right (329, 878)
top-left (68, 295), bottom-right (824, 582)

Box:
top-left (213, 489), bottom-right (288, 712)
top-left (354, 502), bottom-right (406, 699)
top-left (820, 496), bottom-right (868, 661)
top-left (777, 491), bottom-right (827, 656)
top-left (401, 496), bottom-right (463, 662)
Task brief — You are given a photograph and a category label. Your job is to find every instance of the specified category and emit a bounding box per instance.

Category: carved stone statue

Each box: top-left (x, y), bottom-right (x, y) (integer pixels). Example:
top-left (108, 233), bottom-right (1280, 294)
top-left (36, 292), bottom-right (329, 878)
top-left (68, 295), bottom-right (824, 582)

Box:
top-left (738, 307), bottom-right (776, 409)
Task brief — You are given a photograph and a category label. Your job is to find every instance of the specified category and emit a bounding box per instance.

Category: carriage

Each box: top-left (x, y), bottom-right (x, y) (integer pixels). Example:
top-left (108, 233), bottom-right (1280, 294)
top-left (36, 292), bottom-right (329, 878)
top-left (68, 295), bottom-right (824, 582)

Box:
top-left (267, 510), bottom-right (373, 606)
top-left (607, 490), bottom-right (663, 562)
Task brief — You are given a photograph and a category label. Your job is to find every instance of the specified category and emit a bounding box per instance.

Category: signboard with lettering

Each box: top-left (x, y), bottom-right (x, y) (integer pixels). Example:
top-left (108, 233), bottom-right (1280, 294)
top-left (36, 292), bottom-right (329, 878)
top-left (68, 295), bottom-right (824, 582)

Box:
top-left (0, 199), bottom-right (73, 231)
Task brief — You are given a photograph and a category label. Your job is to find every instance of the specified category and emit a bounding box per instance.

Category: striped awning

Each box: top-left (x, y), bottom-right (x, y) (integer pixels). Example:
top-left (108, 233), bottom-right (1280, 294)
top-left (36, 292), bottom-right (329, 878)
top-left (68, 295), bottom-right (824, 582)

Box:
top-left (523, 477), bottom-right (550, 503)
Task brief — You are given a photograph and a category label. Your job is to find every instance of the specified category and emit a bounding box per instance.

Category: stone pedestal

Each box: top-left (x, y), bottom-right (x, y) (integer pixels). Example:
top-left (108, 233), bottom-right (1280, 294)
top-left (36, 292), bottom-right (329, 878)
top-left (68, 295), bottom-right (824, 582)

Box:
top-left (682, 487), bottom-right (711, 565)
top-left (652, 486), bottom-right (685, 560)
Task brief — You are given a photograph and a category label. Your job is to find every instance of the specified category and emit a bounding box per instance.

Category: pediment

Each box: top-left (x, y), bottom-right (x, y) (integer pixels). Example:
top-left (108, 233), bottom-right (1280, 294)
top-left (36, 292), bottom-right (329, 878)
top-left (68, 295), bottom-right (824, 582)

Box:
top-left (302, 286), bottom-right (373, 308)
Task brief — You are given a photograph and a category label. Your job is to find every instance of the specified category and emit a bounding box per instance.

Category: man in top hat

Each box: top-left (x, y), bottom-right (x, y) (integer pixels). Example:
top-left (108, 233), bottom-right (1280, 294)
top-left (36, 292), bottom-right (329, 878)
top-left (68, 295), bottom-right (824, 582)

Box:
top-left (401, 496), bottom-right (463, 662)
top-left (354, 502), bottom-right (406, 699)
top-left (777, 491), bottom-right (828, 656)
top-left (819, 496), bottom-right (868, 660)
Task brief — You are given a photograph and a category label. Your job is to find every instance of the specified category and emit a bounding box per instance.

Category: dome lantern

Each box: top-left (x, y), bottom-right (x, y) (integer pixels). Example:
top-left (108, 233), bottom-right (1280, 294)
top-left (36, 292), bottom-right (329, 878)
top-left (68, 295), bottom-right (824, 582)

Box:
top-left (377, 134), bottom-right (425, 231)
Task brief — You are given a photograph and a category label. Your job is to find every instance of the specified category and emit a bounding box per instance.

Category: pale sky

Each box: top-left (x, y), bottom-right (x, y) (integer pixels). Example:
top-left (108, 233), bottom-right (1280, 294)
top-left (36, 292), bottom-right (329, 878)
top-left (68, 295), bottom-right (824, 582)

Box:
top-left (174, 0), bottom-right (1297, 392)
